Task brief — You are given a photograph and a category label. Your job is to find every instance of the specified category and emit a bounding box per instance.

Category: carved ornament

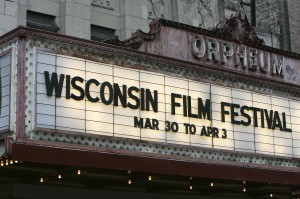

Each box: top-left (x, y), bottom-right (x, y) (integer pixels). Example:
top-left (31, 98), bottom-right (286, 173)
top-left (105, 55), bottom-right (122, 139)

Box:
top-left (211, 13), bottom-right (265, 45)
top-left (92, 0), bottom-right (115, 10)
top-left (106, 19), bottom-right (161, 49)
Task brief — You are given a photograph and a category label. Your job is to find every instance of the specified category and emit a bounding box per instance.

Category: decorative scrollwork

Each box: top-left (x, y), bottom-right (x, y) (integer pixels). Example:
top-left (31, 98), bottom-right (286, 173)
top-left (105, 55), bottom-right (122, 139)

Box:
top-left (106, 19), bottom-right (161, 49)
top-left (211, 13), bottom-right (265, 45)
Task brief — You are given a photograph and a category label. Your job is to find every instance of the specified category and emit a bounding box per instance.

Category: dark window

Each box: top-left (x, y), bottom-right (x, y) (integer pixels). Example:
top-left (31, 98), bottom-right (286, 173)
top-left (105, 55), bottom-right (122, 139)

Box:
top-left (240, 0), bottom-right (256, 26)
top-left (91, 25), bottom-right (115, 41)
top-left (27, 11), bottom-right (59, 32)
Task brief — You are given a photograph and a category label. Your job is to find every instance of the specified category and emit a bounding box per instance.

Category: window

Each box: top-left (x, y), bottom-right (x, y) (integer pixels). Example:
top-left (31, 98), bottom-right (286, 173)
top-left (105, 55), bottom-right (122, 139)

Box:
top-left (27, 11), bottom-right (59, 32)
top-left (91, 25), bottom-right (115, 41)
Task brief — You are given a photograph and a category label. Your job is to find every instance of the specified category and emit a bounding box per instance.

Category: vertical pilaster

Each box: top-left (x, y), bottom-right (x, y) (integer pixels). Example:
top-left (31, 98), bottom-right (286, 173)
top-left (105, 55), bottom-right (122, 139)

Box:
top-left (60, 0), bottom-right (91, 40)
top-left (16, 36), bottom-right (26, 139)
top-left (119, 0), bottom-right (149, 40)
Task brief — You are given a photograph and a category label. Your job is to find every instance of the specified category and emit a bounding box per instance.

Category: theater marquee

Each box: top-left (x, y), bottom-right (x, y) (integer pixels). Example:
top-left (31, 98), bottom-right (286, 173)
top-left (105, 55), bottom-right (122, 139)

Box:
top-left (35, 51), bottom-right (300, 157)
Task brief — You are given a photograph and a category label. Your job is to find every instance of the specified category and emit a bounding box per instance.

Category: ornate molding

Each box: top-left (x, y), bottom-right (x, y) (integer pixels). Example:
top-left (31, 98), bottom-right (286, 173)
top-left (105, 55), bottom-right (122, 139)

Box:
top-left (91, 0), bottom-right (115, 10)
top-left (211, 13), bottom-right (265, 45)
top-left (105, 18), bottom-right (161, 49)
top-left (105, 36), bottom-right (143, 50)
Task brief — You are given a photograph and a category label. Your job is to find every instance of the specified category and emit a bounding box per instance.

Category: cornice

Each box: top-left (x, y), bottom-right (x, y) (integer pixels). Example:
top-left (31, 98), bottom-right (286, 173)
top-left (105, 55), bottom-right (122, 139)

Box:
top-left (0, 26), bottom-right (299, 98)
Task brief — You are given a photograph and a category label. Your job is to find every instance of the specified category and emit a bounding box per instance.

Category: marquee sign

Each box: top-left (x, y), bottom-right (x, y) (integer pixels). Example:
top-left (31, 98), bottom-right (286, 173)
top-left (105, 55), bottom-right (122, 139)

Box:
top-left (35, 51), bottom-right (300, 157)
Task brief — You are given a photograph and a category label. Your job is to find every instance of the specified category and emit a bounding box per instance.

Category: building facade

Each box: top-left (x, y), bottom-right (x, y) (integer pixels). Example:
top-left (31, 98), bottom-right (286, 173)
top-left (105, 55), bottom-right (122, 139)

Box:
top-left (0, 0), bottom-right (299, 53)
top-left (0, 0), bottom-right (300, 198)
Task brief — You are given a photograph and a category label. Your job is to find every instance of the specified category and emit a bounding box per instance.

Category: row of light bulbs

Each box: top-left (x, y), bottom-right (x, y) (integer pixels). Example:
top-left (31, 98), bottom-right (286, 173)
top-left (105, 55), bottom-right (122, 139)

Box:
top-left (126, 171), bottom-right (275, 196)
top-left (0, 162), bottom-right (276, 198)
top-left (127, 177), bottom-right (275, 197)
top-left (0, 159), bottom-right (19, 166)
top-left (40, 170), bottom-right (81, 183)
top-left (128, 178), bottom-right (217, 189)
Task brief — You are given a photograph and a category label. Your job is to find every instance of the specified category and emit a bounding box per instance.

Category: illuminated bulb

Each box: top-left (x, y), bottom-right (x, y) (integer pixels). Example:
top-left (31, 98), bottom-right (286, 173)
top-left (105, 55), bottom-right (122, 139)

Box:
top-left (5, 160), bottom-right (8, 166)
top-left (128, 179), bottom-right (132, 185)
top-left (243, 181), bottom-right (246, 184)
top-left (148, 176), bottom-right (152, 181)
top-left (40, 178), bottom-right (44, 183)
top-left (14, 160), bottom-right (18, 163)
top-left (270, 193), bottom-right (273, 198)
top-left (1, 161), bottom-right (3, 166)
top-left (58, 174), bottom-right (61, 179)
top-left (10, 160), bottom-right (13, 164)
top-left (210, 182), bottom-right (214, 187)
top-left (77, 170), bottom-right (81, 175)
top-left (189, 185), bottom-right (193, 190)
top-left (128, 170), bottom-right (131, 174)
top-left (243, 188), bottom-right (246, 192)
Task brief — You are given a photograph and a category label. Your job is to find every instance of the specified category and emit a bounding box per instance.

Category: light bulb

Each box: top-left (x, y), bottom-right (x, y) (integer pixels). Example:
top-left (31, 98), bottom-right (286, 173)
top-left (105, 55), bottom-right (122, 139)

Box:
top-left (243, 188), bottom-right (246, 192)
top-left (148, 176), bottom-right (152, 181)
top-left (128, 170), bottom-right (131, 174)
top-left (210, 182), bottom-right (214, 187)
top-left (128, 179), bottom-right (132, 184)
top-left (270, 193), bottom-right (273, 197)
top-left (40, 178), bottom-right (44, 183)
top-left (189, 185), bottom-right (193, 190)
top-left (10, 160), bottom-right (13, 164)
top-left (77, 170), bottom-right (81, 175)
top-left (58, 174), bottom-right (61, 179)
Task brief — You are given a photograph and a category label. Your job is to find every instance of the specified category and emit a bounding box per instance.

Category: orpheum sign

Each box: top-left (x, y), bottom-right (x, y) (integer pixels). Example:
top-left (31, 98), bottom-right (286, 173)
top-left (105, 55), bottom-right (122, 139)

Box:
top-left (132, 16), bottom-right (300, 87)
top-left (192, 34), bottom-right (284, 76)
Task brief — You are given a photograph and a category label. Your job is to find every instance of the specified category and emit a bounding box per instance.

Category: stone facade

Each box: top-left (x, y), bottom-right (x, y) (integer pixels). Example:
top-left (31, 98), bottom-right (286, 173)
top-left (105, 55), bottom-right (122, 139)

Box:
top-left (256, 0), bottom-right (280, 34)
top-left (287, 0), bottom-right (300, 54)
top-left (0, 0), bottom-right (298, 53)
top-left (0, 0), bottom-right (18, 35)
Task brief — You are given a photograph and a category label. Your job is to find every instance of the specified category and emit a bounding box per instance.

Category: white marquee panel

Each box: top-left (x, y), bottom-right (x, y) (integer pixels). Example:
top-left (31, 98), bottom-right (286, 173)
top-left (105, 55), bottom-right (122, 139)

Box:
top-left (35, 51), bottom-right (300, 158)
top-left (0, 54), bottom-right (11, 132)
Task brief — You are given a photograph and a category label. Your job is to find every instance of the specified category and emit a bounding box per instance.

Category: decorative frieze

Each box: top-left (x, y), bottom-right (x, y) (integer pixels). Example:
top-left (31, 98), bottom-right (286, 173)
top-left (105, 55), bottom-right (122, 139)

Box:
top-left (91, 0), bottom-right (115, 10)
